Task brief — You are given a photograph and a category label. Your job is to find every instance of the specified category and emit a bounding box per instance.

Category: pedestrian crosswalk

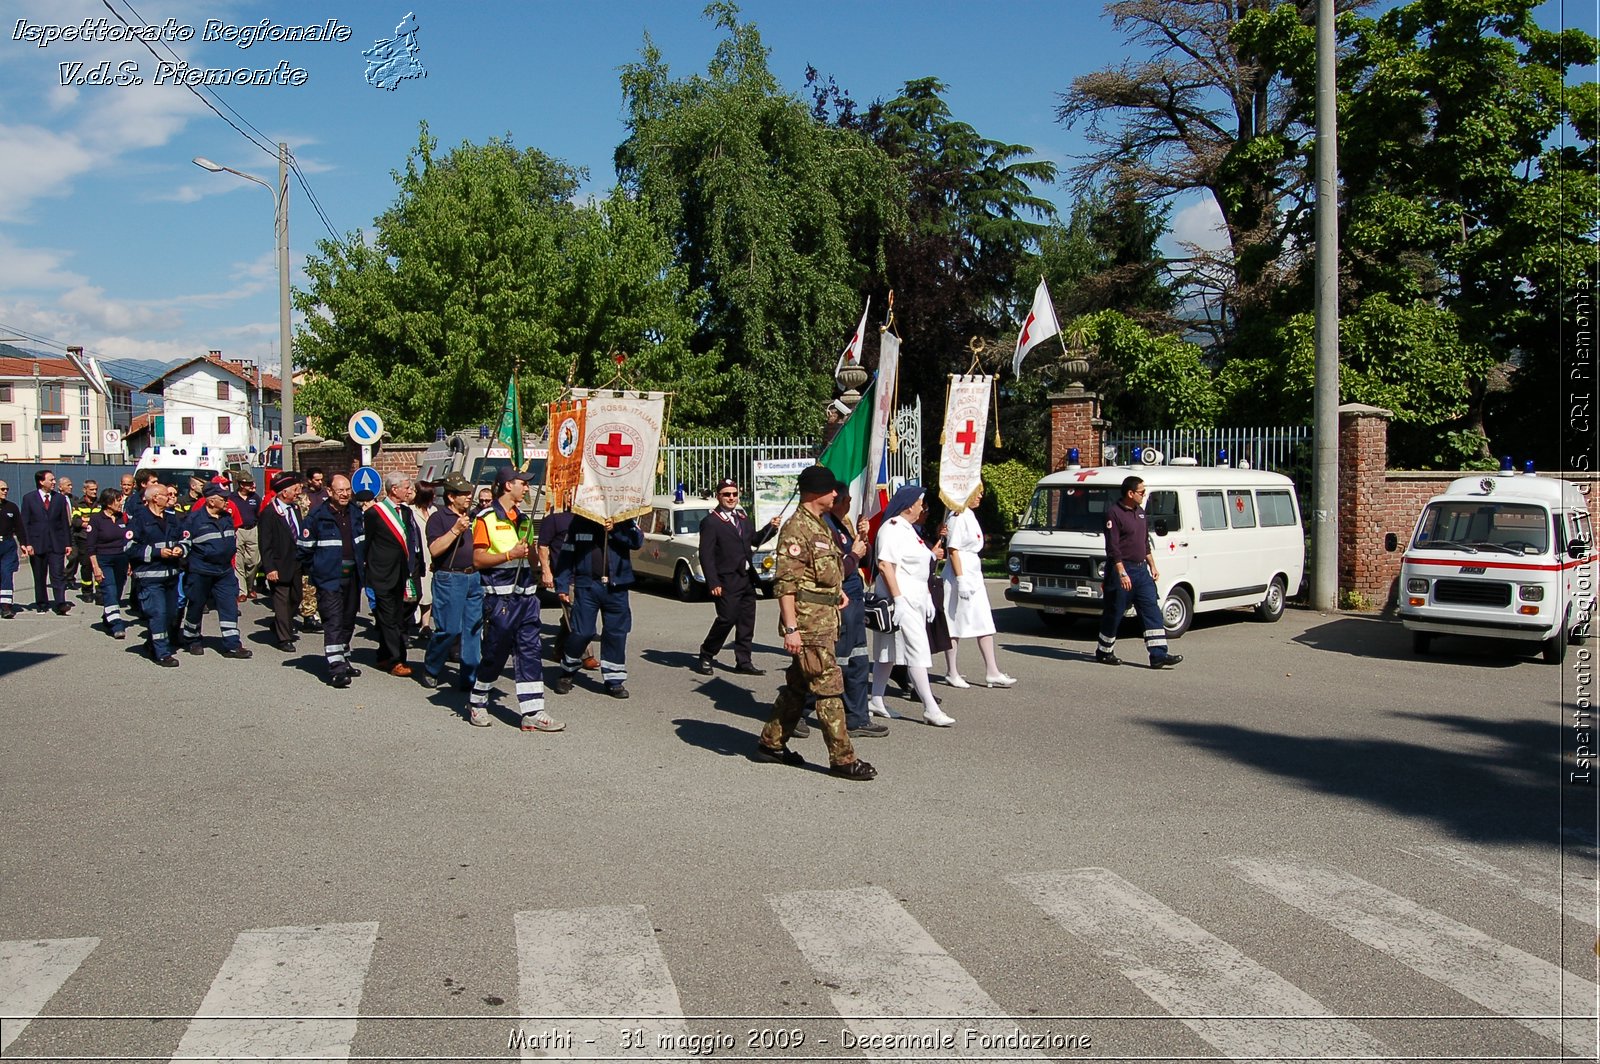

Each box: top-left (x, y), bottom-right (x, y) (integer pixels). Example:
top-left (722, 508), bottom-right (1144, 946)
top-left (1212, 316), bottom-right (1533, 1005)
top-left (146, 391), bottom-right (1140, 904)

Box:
top-left (2, 849), bottom-right (1595, 1060)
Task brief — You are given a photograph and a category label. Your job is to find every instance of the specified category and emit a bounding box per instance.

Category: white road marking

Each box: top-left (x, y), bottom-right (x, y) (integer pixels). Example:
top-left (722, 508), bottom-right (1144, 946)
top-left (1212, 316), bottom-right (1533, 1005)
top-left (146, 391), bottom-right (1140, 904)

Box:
top-left (1401, 843), bottom-right (1600, 929)
top-left (0, 937), bottom-right (99, 1051)
top-left (514, 905), bottom-right (688, 1059)
top-left (1008, 868), bottom-right (1393, 1061)
top-left (170, 922), bottom-right (377, 1063)
top-left (1229, 856), bottom-right (1599, 1056)
top-left (768, 885), bottom-right (1047, 1058)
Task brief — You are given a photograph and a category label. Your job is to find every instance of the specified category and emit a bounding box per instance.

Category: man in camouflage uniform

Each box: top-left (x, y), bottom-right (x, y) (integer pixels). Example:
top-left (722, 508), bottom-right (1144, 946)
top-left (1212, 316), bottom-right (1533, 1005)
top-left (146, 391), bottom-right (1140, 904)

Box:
top-left (753, 465), bottom-right (876, 781)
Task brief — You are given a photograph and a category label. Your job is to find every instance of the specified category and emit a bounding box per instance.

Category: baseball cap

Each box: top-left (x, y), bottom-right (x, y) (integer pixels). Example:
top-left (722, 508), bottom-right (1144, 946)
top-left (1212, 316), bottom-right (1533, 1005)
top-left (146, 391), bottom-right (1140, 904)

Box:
top-left (493, 466), bottom-right (531, 491)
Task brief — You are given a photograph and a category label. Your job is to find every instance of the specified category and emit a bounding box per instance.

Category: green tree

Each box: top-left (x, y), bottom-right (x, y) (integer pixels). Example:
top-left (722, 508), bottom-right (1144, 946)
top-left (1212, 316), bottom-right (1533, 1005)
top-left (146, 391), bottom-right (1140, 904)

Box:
top-left (616, 3), bottom-right (907, 435)
top-left (295, 125), bottom-right (712, 441)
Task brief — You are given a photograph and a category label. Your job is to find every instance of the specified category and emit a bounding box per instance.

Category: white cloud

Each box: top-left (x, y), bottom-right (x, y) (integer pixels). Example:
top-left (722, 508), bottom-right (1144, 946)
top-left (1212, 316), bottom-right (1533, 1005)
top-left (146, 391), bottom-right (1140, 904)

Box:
top-left (58, 285), bottom-right (184, 333)
top-left (1167, 195), bottom-right (1229, 256)
top-left (0, 125), bottom-right (98, 221)
top-left (0, 237), bottom-right (86, 291)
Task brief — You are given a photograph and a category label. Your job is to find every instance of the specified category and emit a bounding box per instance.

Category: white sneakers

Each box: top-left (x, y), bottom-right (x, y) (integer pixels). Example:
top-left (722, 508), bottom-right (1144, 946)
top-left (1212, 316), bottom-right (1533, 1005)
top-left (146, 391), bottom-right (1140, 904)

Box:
top-left (944, 673), bottom-right (971, 689)
top-left (984, 673), bottom-right (1018, 688)
top-left (922, 705), bottom-right (956, 727)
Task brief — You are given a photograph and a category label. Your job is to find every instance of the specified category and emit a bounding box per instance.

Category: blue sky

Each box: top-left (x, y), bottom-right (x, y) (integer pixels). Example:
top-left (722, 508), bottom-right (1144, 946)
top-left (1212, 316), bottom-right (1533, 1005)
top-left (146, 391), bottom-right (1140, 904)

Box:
top-left (0, 0), bottom-right (1585, 387)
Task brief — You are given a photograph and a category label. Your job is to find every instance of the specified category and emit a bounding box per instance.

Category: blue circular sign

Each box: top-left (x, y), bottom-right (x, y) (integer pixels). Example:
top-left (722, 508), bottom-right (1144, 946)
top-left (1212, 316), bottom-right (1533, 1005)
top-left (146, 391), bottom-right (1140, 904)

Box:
top-left (347, 409), bottom-right (385, 445)
top-left (352, 466), bottom-right (383, 497)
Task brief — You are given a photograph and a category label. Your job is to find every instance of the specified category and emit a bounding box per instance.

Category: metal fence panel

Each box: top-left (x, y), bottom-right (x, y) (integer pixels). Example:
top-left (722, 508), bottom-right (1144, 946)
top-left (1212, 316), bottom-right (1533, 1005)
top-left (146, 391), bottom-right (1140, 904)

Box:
top-left (1103, 426), bottom-right (1312, 479)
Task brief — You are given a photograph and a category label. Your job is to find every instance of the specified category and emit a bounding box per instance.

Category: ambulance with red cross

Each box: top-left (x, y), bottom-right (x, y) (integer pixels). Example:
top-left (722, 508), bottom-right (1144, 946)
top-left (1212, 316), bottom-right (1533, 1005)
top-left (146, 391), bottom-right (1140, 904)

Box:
top-left (1005, 462), bottom-right (1305, 637)
top-left (1389, 468), bottom-right (1594, 664)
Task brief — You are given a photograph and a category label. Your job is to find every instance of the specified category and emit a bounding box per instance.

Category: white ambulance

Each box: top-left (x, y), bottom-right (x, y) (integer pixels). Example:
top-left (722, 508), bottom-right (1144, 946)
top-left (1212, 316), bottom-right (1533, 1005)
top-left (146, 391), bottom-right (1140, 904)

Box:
top-left (1389, 470), bottom-right (1594, 664)
top-left (133, 444), bottom-right (236, 488)
top-left (1005, 462), bottom-right (1306, 636)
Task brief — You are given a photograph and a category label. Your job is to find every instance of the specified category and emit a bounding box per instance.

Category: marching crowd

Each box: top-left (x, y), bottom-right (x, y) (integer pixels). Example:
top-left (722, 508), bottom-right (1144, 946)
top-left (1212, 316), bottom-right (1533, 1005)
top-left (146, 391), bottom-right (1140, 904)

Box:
top-left (0, 461), bottom-right (1045, 784)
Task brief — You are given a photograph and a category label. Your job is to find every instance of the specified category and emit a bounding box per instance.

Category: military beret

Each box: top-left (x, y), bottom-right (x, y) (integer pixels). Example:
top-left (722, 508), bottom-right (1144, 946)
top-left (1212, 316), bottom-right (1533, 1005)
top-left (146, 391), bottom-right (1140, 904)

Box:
top-left (270, 471), bottom-right (300, 492)
top-left (797, 465), bottom-right (836, 495)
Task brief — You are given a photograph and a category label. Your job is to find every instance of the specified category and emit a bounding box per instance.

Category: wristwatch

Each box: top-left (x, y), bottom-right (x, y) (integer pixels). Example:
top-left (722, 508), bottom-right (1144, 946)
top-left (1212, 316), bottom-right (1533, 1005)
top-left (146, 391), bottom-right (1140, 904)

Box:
top-left (782, 625), bottom-right (799, 635)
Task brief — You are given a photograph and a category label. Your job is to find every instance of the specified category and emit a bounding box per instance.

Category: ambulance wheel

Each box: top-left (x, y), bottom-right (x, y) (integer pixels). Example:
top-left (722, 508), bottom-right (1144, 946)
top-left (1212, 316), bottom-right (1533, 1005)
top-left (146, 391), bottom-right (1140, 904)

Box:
top-left (1161, 587), bottom-right (1193, 639)
top-left (1254, 576), bottom-right (1287, 622)
top-left (1412, 631), bottom-right (1432, 655)
top-left (1543, 623), bottom-right (1568, 665)
top-left (675, 563), bottom-right (699, 602)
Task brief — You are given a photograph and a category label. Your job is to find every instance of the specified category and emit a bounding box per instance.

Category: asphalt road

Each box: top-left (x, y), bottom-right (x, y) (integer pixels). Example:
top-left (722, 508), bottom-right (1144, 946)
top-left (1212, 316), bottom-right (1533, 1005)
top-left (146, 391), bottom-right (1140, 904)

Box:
top-left (1, 571), bottom-right (1596, 1062)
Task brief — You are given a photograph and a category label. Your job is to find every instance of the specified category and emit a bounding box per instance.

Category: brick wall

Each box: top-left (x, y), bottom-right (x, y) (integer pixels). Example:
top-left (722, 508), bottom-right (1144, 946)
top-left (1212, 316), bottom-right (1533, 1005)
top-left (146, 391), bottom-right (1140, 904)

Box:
top-left (1048, 389), bottom-right (1106, 470)
top-left (291, 440), bottom-right (428, 479)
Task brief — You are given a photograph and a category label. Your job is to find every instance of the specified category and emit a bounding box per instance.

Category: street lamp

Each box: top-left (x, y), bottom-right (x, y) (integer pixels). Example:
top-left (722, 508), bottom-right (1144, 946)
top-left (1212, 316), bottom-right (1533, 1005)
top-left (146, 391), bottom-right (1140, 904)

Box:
top-left (193, 144), bottom-right (295, 471)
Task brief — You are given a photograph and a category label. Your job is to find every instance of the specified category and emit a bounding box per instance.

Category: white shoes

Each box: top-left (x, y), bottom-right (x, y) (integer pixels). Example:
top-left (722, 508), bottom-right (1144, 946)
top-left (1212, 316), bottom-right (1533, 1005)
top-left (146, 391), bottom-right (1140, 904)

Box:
top-left (922, 705), bottom-right (956, 727)
top-left (944, 673), bottom-right (971, 689)
top-left (984, 673), bottom-right (1018, 688)
top-left (868, 696), bottom-right (899, 719)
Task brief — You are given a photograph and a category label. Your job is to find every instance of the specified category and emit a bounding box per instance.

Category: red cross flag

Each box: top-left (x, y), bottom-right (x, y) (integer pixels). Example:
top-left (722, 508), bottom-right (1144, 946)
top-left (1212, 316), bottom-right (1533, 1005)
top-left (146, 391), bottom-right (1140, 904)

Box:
top-left (938, 374), bottom-right (992, 514)
top-left (570, 390), bottom-right (665, 524)
top-left (1012, 278), bottom-right (1062, 377)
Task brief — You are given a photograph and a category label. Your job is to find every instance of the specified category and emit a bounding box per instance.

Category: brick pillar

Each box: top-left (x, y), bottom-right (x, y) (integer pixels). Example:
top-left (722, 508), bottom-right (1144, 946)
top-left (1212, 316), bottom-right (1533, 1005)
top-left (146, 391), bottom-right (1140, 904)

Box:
top-left (1337, 403), bottom-right (1392, 605)
top-left (1049, 388), bottom-right (1107, 470)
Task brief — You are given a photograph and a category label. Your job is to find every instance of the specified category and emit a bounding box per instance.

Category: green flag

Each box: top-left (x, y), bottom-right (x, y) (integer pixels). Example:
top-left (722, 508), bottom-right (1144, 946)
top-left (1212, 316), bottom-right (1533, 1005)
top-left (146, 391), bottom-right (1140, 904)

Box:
top-left (496, 376), bottom-right (522, 468)
top-left (818, 379), bottom-right (874, 514)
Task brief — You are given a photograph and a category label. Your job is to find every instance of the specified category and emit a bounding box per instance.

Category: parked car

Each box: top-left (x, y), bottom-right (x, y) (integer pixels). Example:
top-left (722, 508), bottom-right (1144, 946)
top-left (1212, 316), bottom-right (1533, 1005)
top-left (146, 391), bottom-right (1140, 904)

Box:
top-left (633, 494), bottom-right (778, 600)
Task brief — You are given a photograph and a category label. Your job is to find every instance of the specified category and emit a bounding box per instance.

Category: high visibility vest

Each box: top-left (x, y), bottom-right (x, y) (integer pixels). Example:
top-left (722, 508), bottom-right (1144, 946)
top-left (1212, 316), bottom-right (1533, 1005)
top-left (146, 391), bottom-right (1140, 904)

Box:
top-left (475, 505), bottom-right (537, 595)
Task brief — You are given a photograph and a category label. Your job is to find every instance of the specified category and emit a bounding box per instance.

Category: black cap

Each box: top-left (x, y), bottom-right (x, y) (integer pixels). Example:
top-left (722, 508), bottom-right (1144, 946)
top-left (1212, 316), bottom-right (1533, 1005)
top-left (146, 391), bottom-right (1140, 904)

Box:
top-left (202, 483), bottom-right (229, 499)
top-left (715, 477), bottom-right (739, 492)
top-left (494, 466), bottom-right (530, 491)
top-left (270, 471), bottom-right (300, 492)
top-left (797, 465), bottom-right (836, 495)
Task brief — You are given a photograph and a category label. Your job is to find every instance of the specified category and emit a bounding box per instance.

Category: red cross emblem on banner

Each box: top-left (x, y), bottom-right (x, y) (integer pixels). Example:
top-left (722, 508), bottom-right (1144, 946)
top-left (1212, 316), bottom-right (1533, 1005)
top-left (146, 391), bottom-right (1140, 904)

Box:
top-left (956, 419), bottom-right (977, 455)
top-left (595, 432), bottom-right (634, 468)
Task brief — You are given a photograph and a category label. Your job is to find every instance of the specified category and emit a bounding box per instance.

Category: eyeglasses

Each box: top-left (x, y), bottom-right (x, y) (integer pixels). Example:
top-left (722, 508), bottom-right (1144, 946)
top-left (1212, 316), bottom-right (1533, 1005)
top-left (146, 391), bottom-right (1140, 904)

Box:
top-left (718, 491), bottom-right (739, 497)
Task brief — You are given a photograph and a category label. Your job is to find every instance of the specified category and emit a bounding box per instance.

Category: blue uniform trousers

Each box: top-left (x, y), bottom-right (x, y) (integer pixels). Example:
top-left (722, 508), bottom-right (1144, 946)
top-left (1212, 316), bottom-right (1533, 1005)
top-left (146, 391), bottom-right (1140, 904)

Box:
top-left (807, 577), bottom-right (870, 728)
top-left (562, 576), bottom-right (631, 686)
top-left (475, 590), bottom-right (542, 715)
top-left (316, 579), bottom-right (360, 679)
top-left (182, 570), bottom-right (242, 650)
top-left (1097, 562), bottom-right (1173, 663)
top-left (136, 576), bottom-right (180, 660)
top-left (426, 570), bottom-right (483, 686)
top-left (98, 555), bottom-right (129, 635)
top-left (0, 538), bottom-right (16, 610)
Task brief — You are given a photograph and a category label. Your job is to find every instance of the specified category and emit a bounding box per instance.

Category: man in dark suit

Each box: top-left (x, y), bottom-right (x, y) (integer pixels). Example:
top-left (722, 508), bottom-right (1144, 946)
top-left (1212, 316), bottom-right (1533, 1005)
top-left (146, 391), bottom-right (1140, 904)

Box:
top-left (258, 471), bottom-right (306, 651)
top-left (694, 478), bottom-right (779, 675)
top-left (20, 469), bottom-right (73, 614)
top-left (363, 471), bottom-right (424, 676)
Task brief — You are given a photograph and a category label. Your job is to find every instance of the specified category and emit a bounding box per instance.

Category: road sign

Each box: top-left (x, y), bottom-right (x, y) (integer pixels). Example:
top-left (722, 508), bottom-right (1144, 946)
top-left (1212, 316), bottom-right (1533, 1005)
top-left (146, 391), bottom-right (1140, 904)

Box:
top-left (348, 410), bottom-right (384, 446)
top-left (352, 466), bottom-right (383, 498)
top-left (101, 430), bottom-right (122, 452)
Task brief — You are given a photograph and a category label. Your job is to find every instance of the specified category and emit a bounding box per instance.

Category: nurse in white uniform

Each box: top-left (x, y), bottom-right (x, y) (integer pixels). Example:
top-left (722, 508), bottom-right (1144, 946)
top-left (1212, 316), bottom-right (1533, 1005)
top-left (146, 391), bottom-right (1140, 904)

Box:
top-left (868, 485), bottom-right (955, 727)
top-left (941, 482), bottom-right (1016, 688)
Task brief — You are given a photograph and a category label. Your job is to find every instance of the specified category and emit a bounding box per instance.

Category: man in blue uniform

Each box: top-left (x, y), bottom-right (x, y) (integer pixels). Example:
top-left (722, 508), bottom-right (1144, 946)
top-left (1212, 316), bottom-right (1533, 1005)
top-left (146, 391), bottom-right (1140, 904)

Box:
top-left (300, 473), bottom-right (365, 688)
top-left (179, 483), bottom-right (251, 658)
top-left (1096, 475), bottom-right (1183, 669)
top-left (126, 483), bottom-right (186, 667)
top-left (471, 467), bottom-right (560, 731)
top-left (553, 511), bottom-right (643, 699)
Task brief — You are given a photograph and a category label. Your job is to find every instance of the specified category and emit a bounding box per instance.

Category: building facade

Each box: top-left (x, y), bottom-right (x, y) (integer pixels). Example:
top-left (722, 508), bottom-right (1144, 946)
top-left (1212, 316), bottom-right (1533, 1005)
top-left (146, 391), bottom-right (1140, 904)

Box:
top-left (0, 352), bottom-right (126, 463)
top-left (140, 350), bottom-right (282, 458)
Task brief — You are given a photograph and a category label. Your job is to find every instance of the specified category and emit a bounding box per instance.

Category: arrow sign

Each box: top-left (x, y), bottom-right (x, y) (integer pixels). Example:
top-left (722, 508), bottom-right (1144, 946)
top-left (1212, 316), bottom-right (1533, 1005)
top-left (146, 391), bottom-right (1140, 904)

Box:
top-left (351, 466), bottom-right (383, 498)
top-left (348, 410), bottom-right (385, 446)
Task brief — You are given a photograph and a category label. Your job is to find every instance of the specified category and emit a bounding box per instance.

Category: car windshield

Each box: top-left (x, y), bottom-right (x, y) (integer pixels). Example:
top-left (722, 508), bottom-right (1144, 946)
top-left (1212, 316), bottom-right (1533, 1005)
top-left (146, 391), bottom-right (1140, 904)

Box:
top-left (675, 508), bottom-right (710, 535)
top-left (1020, 486), bottom-right (1119, 532)
top-left (1413, 501), bottom-right (1550, 554)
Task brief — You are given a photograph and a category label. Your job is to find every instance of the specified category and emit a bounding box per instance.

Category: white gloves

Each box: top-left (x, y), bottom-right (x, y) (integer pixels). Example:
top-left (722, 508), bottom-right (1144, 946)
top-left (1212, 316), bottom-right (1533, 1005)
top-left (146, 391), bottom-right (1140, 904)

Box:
top-left (893, 596), bottom-right (913, 628)
top-left (957, 579), bottom-right (977, 601)
top-left (921, 598), bottom-right (937, 622)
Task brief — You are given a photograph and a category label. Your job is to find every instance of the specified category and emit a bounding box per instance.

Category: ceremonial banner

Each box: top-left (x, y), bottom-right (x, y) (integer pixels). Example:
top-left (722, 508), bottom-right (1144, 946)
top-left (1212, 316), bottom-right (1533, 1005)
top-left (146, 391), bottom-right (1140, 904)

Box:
top-left (833, 297), bottom-right (870, 375)
top-left (861, 330), bottom-right (900, 520)
top-left (938, 374), bottom-right (992, 514)
top-left (570, 391), bottom-right (664, 524)
top-left (495, 376), bottom-right (523, 468)
top-left (545, 399), bottom-right (586, 510)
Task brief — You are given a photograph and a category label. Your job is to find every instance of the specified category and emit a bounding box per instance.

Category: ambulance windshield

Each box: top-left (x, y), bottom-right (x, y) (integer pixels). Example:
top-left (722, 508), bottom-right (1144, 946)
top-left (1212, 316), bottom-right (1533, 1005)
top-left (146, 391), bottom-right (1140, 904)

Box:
top-left (1020, 486), bottom-right (1118, 532)
top-left (1413, 501), bottom-right (1550, 554)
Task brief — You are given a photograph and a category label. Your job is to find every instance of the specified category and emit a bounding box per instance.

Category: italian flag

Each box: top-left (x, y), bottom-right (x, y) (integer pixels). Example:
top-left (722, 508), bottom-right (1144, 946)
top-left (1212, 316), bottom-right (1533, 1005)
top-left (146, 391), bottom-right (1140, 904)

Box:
top-left (819, 379), bottom-right (875, 518)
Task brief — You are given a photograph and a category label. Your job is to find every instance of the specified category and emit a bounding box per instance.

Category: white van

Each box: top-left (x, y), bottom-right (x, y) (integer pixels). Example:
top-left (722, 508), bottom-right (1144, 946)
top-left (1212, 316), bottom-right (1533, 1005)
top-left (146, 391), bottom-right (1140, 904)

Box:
top-left (133, 443), bottom-right (236, 488)
top-left (1388, 471), bottom-right (1595, 664)
top-left (1004, 464), bottom-right (1305, 636)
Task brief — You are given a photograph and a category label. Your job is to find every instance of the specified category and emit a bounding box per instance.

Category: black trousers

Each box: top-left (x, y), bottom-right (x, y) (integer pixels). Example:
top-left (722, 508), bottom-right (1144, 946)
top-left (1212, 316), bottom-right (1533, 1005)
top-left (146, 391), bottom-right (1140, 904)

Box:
top-left (29, 549), bottom-right (66, 608)
top-left (269, 578), bottom-right (301, 643)
top-left (372, 583), bottom-right (409, 666)
top-left (699, 572), bottom-right (756, 666)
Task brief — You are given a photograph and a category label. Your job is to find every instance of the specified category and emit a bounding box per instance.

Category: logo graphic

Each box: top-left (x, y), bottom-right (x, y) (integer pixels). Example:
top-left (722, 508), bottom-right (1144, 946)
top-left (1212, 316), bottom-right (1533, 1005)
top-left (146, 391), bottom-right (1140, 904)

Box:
top-left (587, 423), bottom-right (644, 479)
top-left (556, 417), bottom-right (580, 459)
top-left (363, 12), bottom-right (425, 90)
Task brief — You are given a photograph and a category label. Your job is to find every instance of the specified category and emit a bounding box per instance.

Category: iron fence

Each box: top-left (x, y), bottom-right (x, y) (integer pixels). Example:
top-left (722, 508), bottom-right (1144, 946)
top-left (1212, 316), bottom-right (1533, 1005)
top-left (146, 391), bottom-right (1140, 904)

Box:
top-left (1103, 426), bottom-right (1311, 479)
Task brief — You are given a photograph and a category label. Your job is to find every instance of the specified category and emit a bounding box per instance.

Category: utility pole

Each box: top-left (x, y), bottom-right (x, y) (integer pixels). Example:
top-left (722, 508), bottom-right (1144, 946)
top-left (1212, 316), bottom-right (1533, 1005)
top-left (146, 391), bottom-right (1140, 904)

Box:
top-left (1311, 0), bottom-right (1341, 612)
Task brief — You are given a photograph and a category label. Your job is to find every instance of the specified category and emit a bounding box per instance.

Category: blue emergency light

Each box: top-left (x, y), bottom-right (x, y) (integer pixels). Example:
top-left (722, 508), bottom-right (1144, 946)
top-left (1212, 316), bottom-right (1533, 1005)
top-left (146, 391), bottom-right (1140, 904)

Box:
top-left (1131, 446), bottom-right (1143, 464)
top-left (435, 428), bottom-right (446, 441)
top-left (1500, 455), bottom-right (1514, 472)
top-left (1218, 448), bottom-right (1228, 466)
top-left (1067, 447), bottom-right (1080, 465)
top-left (1524, 460), bottom-right (1536, 475)
top-left (478, 425), bottom-right (490, 440)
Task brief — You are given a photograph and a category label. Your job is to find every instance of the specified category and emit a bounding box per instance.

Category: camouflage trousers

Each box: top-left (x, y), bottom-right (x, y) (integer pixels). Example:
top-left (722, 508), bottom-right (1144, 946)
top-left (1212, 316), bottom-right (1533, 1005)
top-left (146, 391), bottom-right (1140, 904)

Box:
top-left (759, 645), bottom-right (857, 767)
